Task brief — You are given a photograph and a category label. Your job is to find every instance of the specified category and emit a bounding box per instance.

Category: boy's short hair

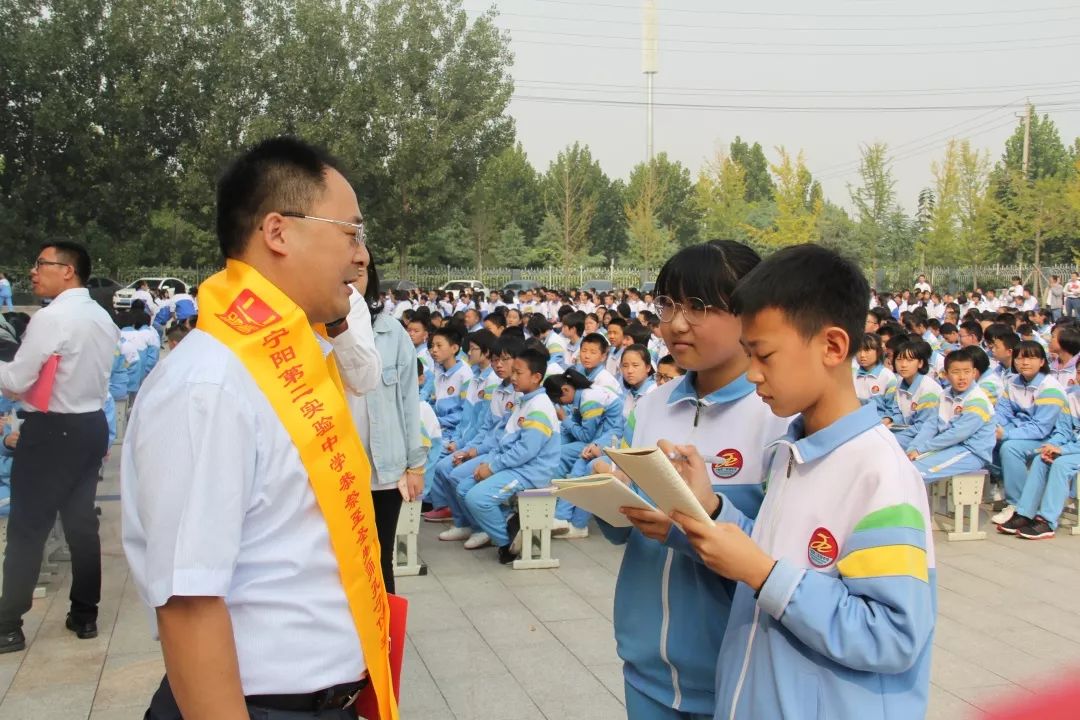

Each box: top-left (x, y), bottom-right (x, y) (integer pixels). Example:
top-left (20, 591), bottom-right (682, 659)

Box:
top-left (625, 322), bottom-right (652, 346)
top-left (958, 321), bottom-right (983, 342)
top-left (984, 323), bottom-right (1019, 350)
top-left (657, 354), bottom-right (678, 367)
top-left (432, 325), bottom-right (462, 348)
top-left (731, 245), bottom-right (868, 359)
top-left (501, 325), bottom-right (525, 340)
top-left (606, 316), bottom-right (628, 330)
top-left (514, 347), bottom-right (548, 377)
top-left (407, 316), bottom-right (431, 332)
top-left (1016, 323), bottom-right (1035, 337)
top-left (940, 322), bottom-right (958, 335)
top-left (562, 311), bottom-right (586, 335)
top-left (581, 332), bottom-right (609, 353)
top-left (1058, 327), bottom-right (1080, 356)
top-left (484, 313), bottom-right (507, 329)
top-left (526, 315), bottom-right (552, 337)
top-left (964, 345), bottom-right (990, 374)
top-left (945, 346), bottom-right (978, 371)
top-left (522, 337), bottom-right (551, 360)
top-left (494, 334), bottom-right (526, 358)
top-left (926, 318), bottom-right (940, 332)
top-left (465, 329), bottom-right (496, 357)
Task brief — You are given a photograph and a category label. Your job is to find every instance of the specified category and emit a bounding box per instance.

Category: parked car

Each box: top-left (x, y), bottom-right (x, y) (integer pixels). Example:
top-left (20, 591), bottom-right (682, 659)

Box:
top-left (500, 279), bottom-right (541, 294)
top-left (378, 279), bottom-right (418, 294)
top-left (86, 276), bottom-right (122, 313)
top-left (439, 279), bottom-right (489, 299)
top-left (583, 279), bottom-right (614, 294)
top-left (642, 281), bottom-right (656, 294)
top-left (113, 277), bottom-right (189, 310)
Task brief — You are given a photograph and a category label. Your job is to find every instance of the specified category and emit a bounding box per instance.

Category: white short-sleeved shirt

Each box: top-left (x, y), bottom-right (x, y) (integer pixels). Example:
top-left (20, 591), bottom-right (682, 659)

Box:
top-left (120, 329), bottom-right (365, 694)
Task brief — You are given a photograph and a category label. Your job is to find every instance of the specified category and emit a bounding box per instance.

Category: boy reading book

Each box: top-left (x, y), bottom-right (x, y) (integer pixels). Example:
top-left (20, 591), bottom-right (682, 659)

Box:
top-left (658, 245), bottom-right (935, 719)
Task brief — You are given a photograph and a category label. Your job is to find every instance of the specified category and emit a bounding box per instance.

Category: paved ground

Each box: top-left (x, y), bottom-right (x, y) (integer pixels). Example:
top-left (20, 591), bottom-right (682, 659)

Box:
top-left (3, 453), bottom-right (1080, 719)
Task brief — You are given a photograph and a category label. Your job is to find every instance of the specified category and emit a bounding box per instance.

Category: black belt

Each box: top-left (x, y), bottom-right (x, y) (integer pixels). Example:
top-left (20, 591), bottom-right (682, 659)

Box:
top-left (246, 678), bottom-right (368, 713)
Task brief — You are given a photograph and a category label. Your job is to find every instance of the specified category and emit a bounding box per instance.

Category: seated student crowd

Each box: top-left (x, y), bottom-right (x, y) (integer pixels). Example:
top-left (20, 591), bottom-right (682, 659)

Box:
top-left (856, 296), bottom-right (1078, 540)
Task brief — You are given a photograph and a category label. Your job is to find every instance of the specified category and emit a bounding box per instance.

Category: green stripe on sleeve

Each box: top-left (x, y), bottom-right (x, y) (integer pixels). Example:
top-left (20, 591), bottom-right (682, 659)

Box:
top-left (853, 503), bottom-right (926, 532)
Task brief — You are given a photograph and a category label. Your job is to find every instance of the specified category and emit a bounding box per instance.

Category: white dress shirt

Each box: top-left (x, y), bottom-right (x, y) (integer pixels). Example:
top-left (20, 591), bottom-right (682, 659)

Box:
top-left (0, 288), bottom-right (118, 413)
top-left (329, 290), bottom-right (381, 397)
top-left (121, 329), bottom-right (367, 694)
top-left (132, 289), bottom-right (158, 315)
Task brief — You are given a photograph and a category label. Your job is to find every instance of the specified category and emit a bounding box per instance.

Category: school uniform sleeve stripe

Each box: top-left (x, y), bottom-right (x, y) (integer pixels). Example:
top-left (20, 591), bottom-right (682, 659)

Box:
top-left (837, 545), bottom-right (929, 583)
top-left (1039, 387), bottom-right (1068, 402)
top-left (914, 401), bottom-right (938, 411)
top-left (963, 400), bottom-right (992, 422)
top-left (840, 526), bottom-right (927, 557)
top-left (525, 411), bottom-right (553, 426)
top-left (520, 420), bottom-right (553, 437)
top-left (852, 503), bottom-right (926, 533)
top-left (1035, 396), bottom-right (1067, 408)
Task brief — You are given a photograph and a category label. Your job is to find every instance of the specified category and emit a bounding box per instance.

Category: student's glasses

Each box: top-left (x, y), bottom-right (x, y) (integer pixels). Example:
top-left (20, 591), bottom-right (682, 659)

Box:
top-left (654, 295), bottom-right (721, 325)
top-left (280, 211), bottom-right (365, 247)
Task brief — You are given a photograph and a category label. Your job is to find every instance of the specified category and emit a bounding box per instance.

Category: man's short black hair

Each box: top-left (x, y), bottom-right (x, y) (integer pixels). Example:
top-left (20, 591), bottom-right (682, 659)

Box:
top-left (514, 347), bottom-right (549, 377)
top-left (959, 320), bottom-right (983, 342)
top-left (494, 334), bottom-right (525, 358)
top-left (580, 332), bottom-right (609, 353)
top-left (216, 136), bottom-right (346, 259)
top-left (606, 316), bottom-right (628, 330)
top-left (526, 315), bottom-right (552, 336)
top-left (41, 241), bottom-right (91, 285)
top-left (625, 322), bottom-right (651, 346)
top-left (732, 245), bottom-right (867, 359)
top-left (432, 325), bottom-right (462, 348)
top-left (562, 311), bottom-right (586, 336)
top-left (983, 322), bottom-right (1018, 347)
top-left (465, 329), bottom-right (496, 357)
top-left (484, 313), bottom-right (507, 329)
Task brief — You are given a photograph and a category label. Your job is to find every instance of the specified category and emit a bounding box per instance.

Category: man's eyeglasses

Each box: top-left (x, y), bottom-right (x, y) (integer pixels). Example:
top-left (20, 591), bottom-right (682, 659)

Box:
top-left (280, 212), bottom-right (365, 247)
top-left (32, 259), bottom-right (71, 271)
top-left (654, 295), bottom-right (723, 325)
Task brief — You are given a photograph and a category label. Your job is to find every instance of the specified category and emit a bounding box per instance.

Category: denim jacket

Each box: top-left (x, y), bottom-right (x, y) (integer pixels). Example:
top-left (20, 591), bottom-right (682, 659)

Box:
top-left (355, 312), bottom-right (426, 483)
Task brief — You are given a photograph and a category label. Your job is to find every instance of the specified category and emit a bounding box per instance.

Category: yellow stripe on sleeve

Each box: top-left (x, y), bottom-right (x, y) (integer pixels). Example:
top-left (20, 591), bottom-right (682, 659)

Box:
top-left (520, 420), bottom-right (553, 437)
top-left (837, 544), bottom-right (929, 583)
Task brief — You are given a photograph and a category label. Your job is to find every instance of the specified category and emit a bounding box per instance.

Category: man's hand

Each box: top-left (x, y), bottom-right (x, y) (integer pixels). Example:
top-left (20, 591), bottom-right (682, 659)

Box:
top-left (882, 417), bottom-right (893, 427)
top-left (906, 448), bottom-right (920, 461)
top-left (656, 440), bottom-right (720, 516)
top-left (995, 426), bottom-right (1005, 441)
top-left (3, 431), bottom-right (18, 450)
top-left (474, 463), bottom-right (493, 481)
top-left (671, 510), bottom-right (775, 590)
top-left (621, 506), bottom-right (672, 542)
top-left (398, 470), bottom-right (424, 501)
top-left (581, 443), bottom-right (601, 460)
top-left (556, 407), bottom-right (566, 421)
top-left (445, 441), bottom-right (457, 454)
top-left (1041, 445), bottom-right (1062, 463)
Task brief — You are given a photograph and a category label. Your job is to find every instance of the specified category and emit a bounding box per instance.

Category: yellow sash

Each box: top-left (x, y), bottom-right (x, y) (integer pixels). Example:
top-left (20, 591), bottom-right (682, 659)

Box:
top-left (197, 260), bottom-right (396, 720)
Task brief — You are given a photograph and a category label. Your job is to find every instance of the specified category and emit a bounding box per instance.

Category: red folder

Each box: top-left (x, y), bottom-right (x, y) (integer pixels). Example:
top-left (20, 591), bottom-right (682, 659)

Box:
top-left (354, 593), bottom-right (408, 719)
top-left (23, 354), bottom-right (59, 412)
top-left (981, 672), bottom-right (1080, 719)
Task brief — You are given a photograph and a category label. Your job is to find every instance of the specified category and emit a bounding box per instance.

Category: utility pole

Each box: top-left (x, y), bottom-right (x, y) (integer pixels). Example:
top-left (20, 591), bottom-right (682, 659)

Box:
top-left (642, 0), bottom-right (658, 163)
top-left (1020, 100), bottom-right (1032, 178)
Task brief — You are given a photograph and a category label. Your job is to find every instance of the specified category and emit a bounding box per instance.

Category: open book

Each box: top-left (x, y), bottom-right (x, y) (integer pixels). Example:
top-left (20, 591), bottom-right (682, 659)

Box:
top-left (551, 446), bottom-right (713, 528)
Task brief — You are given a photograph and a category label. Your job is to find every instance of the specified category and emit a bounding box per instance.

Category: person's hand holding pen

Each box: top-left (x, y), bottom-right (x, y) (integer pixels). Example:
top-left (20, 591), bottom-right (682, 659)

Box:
top-left (656, 439), bottom-right (721, 517)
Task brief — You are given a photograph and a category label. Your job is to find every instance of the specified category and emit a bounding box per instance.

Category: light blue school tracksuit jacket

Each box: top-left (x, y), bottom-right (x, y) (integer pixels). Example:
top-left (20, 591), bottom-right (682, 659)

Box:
top-left (670, 403), bottom-right (936, 720)
top-left (888, 373), bottom-right (943, 450)
top-left (596, 373), bottom-right (788, 716)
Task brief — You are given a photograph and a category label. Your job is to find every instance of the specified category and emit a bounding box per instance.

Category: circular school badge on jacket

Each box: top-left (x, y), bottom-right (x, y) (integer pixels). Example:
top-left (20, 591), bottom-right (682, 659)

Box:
top-left (954, 405), bottom-right (963, 415)
top-left (517, 416), bottom-right (525, 426)
top-left (447, 386), bottom-right (455, 395)
top-left (871, 385), bottom-right (880, 394)
top-left (506, 400), bottom-right (515, 411)
top-left (711, 449), bottom-right (744, 479)
top-left (911, 401), bottom-right (918, 412)
top-left (807, 527), bottom-right (839, 569)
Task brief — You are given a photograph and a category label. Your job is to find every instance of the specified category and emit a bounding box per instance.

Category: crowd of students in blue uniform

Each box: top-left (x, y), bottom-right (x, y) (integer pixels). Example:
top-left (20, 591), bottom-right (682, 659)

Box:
top-left (378, 241), bottom-right (1072, 719)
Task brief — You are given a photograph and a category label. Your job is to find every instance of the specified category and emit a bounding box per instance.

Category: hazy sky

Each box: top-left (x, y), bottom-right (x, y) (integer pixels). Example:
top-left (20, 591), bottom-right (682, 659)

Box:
top-left (461, 0), bottom-right (1080, 211)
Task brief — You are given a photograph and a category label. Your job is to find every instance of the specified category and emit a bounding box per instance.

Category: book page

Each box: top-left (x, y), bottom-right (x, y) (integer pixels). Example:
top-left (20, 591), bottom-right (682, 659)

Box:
top-left (603, 447), bottom-right (713, 525)
top-left (552, 475), bottom-right (654, 527)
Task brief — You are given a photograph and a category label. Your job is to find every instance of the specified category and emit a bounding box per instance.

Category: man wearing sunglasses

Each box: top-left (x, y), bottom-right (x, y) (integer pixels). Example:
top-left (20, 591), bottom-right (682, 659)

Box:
top-left (0, 242), bottom-right (120, 653)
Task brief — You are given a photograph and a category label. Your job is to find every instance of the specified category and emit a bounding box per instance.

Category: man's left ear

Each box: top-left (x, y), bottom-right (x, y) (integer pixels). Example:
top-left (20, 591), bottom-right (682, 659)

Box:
top-left (820, 326), bottom-right (851, 369)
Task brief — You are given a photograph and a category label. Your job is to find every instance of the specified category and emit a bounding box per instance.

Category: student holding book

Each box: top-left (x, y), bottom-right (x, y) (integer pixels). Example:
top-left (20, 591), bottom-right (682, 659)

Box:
top-left (655, 245), bottom-right (935, 720)
top-left (598, 241), bottom-right (787, 720)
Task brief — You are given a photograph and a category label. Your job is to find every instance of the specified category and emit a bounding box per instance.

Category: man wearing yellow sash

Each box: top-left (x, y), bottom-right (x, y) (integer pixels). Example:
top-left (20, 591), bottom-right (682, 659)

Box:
top-left (121, 137), bottom-right (397, 719)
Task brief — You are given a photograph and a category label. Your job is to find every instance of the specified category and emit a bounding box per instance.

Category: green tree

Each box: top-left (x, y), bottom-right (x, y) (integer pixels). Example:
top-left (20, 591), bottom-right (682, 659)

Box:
top-left (730, 137), bottom-right (774, 203)
top-left (749, 147), bottom-right (821, 248)
top-left (541, 143), bottom-right (599, 267)
top-left (469, 143), bottom-right (543, 244)
top-left (694, 150), bottom-right (749, 241)
top-left (1001, 108), bottom-right (1073, 180)
top-left (623, 166), bottom-right (674, 267)
top-left (847, 142), bottom-right (898, 272)
top-left (625, 153), bottom-right (700, 249)
top-left (489, 223), bottom-right (530, 268)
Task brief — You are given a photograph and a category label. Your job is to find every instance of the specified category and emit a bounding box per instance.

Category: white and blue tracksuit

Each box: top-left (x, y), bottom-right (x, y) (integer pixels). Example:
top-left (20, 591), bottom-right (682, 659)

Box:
top-left (1051, 354), bottom-right (1077, 389)
top-left (888, 374), bottom-right (943, 450)
top-left (432, 376), bottom-right (516, 514)
top-left (574, 363), bottom-right (623, 397)
top-left (108, 341), bottom-right (131, 403)
top-left (854, 364), bottom-right (899, 419)
top-left (598, 373), bottom-right (788, 718)
top-left (545, 332), bottom-right (567, 367)
top-left (448, 389), bottom-right (561, 546)
top-left (670, 403), bottom-right (935, 720)
top-left (417, 345), bottom-right (435, 404)
top-left (996, 372), bottom-right (1068, 506)
top-left (119, 327), bottom-right (147, 396)
top-left (450, 364), bottom-right (497, 450)
top-left (1015, 386), bottom-right (1080, 528)
top-left (418, 401), bottom-right (443, 492)
top-left (555, 386), bottom-right (624, 529)
top-left (909, 385), bottom-right (995, 482)
top-left (978, 367), bottom-right (1006, 407)
top-left (432, 359), bottom-right (473, 445)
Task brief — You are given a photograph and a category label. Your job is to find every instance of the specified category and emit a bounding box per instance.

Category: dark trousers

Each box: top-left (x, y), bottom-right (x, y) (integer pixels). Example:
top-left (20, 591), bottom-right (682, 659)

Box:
top-left (0, 410), bottom-right (107, 631)
top-left (371, 488), bottom-right (403, 595)
top-left (145, 676), bottom-right (359, 720)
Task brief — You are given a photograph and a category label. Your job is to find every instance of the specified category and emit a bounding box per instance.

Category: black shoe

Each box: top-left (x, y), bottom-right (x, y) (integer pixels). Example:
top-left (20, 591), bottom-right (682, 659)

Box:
top-left (1017, 516), bottom-right (1056, 540)
top-left (497, 544), bottom-right (516, 565)
top-left (65, 614), bottom-right (98, 639)
top-left (420, 501), bottom-right (434, 513)
top-left (505, 512), bottom-right (521, 556)
top-left (0, 629), bottom-right (25, 654)
top-left (996, 513), bottom-right (1032, 535)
